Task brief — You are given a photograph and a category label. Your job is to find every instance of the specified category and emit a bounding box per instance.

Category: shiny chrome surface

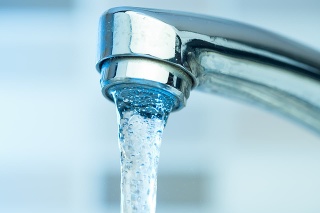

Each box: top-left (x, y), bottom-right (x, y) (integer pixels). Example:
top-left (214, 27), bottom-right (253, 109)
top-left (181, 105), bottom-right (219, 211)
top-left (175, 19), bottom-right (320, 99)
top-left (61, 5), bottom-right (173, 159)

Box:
top-left (97, 6), bottom-right (320, 133)
top-left (100, 57), bottom-right (192, 110)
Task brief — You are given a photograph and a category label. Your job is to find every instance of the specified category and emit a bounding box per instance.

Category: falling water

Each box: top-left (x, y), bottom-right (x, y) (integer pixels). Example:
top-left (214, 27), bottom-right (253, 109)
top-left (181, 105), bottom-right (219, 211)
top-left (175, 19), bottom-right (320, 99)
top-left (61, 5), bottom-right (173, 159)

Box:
top-left (110, 85), bottom-right (175, 213)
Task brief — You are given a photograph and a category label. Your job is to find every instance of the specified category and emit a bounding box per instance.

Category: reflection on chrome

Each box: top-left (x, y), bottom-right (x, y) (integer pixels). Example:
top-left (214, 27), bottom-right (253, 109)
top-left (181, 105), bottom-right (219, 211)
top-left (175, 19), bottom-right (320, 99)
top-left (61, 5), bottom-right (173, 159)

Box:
top-left (96, 7), bottom-right (320, 133)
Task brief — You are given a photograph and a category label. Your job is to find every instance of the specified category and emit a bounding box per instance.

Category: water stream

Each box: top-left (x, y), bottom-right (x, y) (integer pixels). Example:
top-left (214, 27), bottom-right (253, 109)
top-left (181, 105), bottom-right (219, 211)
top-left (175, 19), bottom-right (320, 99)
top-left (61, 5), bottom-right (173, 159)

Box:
top-left (110, 85), bottom-right (175, 213)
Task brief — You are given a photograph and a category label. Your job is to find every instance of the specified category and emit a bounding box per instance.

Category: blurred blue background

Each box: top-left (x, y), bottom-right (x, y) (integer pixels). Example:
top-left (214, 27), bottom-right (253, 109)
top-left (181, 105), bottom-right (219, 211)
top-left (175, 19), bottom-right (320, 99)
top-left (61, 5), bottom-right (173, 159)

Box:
top-left (1, 0), bottom-right (320, 213)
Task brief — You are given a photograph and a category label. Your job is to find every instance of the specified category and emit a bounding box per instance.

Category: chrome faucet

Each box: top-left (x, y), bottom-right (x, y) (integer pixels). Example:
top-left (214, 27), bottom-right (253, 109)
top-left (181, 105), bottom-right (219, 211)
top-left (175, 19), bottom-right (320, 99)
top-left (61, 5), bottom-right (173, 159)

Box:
top-left (96, 7), bottom-right (320, 133)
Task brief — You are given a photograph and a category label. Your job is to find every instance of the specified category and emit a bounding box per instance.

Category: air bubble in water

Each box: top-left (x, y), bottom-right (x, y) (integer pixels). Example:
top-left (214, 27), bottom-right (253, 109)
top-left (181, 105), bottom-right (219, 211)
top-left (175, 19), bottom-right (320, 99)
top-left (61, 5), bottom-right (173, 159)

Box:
top-left (110, 85), bottom-right (175, 213)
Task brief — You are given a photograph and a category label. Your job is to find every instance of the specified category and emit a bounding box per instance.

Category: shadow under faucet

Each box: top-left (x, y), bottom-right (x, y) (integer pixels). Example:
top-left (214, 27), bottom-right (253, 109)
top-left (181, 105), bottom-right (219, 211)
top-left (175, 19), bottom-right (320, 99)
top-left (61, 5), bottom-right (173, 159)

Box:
top-left (96, 6), bottom-right (320, 134)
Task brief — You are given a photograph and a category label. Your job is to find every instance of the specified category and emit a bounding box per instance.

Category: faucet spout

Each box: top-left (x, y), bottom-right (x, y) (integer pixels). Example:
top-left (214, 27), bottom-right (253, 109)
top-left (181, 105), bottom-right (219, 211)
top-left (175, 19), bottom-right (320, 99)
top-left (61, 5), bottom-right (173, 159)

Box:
top-left (96, 7), bottom-right (320, 133)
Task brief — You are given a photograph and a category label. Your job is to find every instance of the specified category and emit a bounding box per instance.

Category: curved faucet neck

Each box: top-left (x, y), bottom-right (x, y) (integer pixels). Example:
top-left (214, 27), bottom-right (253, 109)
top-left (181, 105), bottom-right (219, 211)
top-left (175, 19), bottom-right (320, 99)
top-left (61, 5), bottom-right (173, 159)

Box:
top-left (97, 7), bottom-right (320, 134)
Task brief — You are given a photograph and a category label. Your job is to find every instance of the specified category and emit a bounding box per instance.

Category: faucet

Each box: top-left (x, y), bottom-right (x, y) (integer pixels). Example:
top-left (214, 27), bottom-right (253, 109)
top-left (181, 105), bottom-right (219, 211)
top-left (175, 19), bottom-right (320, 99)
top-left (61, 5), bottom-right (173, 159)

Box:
top-left (96, 6), bottom-right (320, 134)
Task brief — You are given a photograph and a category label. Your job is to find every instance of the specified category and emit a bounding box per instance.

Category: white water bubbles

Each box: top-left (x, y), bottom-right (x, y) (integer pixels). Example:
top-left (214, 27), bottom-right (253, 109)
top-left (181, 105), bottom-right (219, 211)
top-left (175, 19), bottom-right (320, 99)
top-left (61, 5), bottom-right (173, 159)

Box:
top-left (110, 85), bottom-right (175, 213)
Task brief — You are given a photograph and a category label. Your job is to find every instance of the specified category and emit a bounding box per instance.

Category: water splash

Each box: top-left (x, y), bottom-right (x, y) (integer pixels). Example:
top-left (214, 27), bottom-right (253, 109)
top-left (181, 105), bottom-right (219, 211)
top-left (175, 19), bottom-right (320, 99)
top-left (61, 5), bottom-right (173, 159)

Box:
top-left (110, 85), bottom-right (175, 213)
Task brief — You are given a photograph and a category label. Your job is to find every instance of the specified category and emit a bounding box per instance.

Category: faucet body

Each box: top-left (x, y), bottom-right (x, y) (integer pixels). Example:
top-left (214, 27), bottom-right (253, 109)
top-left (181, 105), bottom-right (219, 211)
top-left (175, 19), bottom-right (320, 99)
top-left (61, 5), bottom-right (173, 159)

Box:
top-left (97, 7), bottom-right (320, 133)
